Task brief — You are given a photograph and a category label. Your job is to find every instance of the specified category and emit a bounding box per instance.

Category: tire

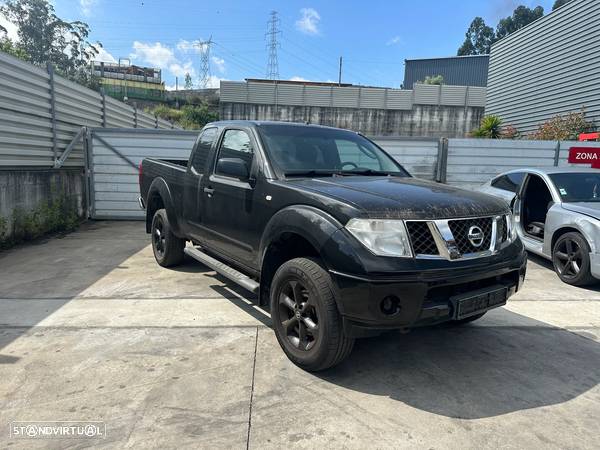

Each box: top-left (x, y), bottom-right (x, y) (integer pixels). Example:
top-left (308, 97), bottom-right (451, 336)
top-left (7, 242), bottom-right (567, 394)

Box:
top-left (552, 232), bottom-right (596, 286)
top-left (151, 208), bottom-right (185, 267)
top-left (450, 312), bottom-right (486, 326)
top-left (270, 257), bottom-right (354, 371)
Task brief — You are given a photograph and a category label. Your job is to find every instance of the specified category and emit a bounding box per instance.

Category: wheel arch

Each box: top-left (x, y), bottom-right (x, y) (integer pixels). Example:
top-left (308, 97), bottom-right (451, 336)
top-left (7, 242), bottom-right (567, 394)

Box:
top-left (145, 177), bottom-right (182, 236)
top-left (258, 206), bottom-right (344, 307)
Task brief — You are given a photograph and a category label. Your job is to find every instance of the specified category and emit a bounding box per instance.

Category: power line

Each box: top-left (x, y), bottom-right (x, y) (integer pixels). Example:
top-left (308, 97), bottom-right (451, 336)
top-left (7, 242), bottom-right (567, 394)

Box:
top-left (265, 11), bottom-right (281, 80)
top-left (198, 36), bottom-right (212, 88)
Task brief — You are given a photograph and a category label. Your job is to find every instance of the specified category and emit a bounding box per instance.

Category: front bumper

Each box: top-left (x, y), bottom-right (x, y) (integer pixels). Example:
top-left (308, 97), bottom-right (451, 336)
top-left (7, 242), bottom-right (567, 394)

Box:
top-left (331, 252), bottom-right (527, 338)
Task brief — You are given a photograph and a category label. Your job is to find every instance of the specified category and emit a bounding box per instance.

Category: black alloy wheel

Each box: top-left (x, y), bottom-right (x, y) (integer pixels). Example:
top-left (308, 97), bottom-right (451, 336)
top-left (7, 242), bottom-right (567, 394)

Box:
top-left (278, 279), bottom-right (320, 351)
top-left (552, 232), bottom-right (596, 286)
top-left (153, 213), bottom-right (166, 258)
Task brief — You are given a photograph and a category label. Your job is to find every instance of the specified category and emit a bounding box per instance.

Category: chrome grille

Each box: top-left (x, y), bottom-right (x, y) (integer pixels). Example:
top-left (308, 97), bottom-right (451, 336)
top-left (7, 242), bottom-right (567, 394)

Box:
top-left (406, 222), bottom-right (439, 255)
top-left (448, 217), bottom-right (493, 254)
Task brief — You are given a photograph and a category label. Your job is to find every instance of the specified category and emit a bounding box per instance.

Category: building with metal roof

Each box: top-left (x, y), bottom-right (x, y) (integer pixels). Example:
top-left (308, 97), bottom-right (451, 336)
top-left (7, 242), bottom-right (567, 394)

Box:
top-left (486, 0), bottom-right (600, 134)
top-left (403, 55), bottom-right (489, 88)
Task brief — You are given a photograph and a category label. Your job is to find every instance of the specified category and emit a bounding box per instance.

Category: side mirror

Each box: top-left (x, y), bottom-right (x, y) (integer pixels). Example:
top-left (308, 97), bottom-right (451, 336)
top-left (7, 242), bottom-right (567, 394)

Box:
top-left (217, 157), bottom-right (250, 180)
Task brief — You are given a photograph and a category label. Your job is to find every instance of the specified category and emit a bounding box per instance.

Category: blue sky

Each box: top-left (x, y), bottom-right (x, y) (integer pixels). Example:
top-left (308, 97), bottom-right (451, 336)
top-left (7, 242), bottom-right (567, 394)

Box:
top-left (4, 0), bottom-right (556, 89)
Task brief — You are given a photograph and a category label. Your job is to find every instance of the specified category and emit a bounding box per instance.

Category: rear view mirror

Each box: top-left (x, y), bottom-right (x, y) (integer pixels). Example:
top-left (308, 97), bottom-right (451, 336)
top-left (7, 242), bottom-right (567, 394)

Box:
top-left (217, 157), bottom-right (250, 180)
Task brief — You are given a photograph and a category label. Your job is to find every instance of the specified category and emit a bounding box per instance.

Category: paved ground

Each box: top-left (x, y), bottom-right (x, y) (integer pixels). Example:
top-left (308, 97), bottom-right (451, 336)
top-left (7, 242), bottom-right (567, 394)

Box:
top-left (0, 221), bottom-right (599, 449)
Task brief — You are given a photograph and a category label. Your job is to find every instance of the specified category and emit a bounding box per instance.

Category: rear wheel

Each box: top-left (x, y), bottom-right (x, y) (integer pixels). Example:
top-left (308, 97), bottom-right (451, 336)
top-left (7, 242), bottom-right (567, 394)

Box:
top-left (151, 208), bottom-right (185, 267)
top-left (270, 257), bottom-right (354, 371)
top-left (552, 232), bottom-right (596, 286)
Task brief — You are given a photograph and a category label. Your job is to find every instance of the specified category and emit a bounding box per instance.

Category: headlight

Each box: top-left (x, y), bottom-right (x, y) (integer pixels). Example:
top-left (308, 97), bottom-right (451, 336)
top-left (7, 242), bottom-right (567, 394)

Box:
top-left (345, 219), bottom-right (413, 257)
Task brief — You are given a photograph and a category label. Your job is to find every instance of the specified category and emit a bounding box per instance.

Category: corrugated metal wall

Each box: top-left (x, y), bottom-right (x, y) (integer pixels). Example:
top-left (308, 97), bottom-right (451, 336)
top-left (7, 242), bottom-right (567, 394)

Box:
top-left (486, 0), bottom-right (600, 134)
top-left (403, 56), bottom-right (489, 88)
top-left (89, 129), bottom-right (197, 219)
top-left (220, 81), bottom-right (486, 110)
top-left (0, 52), bottom-right (178, 167)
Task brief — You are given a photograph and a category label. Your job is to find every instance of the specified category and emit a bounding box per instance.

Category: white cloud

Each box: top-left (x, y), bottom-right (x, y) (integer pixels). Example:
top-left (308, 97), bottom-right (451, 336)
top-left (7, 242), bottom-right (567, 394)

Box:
top-left (386, 36), bottom-right (402, 46)
top-left (290, 76), bottom-right (309, 82)
top-left (176, 39), bottom-right (211, 54)
top-left (211, 56), bottom-right (225, 73)
top-left (95, 46), bottom-right (116, 63)
top-left (295, 8), bottom-right (321, 35)
top-left (0, 15), bottom-right (19, 41)
top-left (131, 41), bottom-right (177, 68)
top-left (204, 75), bottom-right (226, 89)
top-left (169, 61), bottom-right (196, 78)
top-left (79, 0), bottom-right (98, 18)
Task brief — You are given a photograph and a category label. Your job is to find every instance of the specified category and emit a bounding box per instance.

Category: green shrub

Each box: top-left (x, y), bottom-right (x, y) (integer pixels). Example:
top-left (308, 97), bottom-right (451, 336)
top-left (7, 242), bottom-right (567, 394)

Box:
top-left (472, 115), bottom-right (504, 139)
top-left (530, 110), bottom-right (593, 141)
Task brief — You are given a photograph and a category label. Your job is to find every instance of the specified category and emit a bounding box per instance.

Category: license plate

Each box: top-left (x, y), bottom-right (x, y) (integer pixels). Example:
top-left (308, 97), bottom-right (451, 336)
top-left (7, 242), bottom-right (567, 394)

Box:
top-left (455, 286), bottom-right (508, 319)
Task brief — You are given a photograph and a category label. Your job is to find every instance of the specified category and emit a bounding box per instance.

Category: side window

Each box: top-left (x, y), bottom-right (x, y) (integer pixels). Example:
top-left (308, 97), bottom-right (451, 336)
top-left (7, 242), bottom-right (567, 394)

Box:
top-left (492, 172), bottom-right (524, 192)
top-left (215, 129), bottom-right (254, 175)
top-left (191, 127), bottom-right (217, 173)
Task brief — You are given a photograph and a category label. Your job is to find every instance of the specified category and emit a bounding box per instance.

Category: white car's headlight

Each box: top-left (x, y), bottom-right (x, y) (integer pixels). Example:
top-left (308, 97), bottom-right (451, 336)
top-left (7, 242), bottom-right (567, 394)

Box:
top-left (345, 218), bottom-right (413, 257)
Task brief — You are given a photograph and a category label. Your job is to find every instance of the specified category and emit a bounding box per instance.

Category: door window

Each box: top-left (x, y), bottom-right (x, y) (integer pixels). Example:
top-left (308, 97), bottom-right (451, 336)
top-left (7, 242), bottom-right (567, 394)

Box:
top-left (492, 172), bottom-right (525, 192)
top-left (191, 127), bottom-right (218, 173)
top-left (215, 129), bottom-right (254, 175)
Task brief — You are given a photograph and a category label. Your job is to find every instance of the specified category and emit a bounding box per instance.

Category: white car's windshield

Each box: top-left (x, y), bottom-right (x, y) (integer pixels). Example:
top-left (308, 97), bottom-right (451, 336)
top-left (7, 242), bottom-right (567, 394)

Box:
top-left (550, 173), bottom-right (600, 203)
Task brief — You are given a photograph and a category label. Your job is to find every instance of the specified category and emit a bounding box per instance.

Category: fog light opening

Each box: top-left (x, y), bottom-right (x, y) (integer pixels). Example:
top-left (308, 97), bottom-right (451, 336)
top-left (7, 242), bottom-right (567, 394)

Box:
top-left (380, 295), bottom-right (401, 317)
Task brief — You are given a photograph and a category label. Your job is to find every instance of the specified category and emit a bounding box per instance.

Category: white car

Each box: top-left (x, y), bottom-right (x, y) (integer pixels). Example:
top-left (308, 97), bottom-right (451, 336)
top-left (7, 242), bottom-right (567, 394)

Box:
top-left (481, 167), bottom-right (600, 286)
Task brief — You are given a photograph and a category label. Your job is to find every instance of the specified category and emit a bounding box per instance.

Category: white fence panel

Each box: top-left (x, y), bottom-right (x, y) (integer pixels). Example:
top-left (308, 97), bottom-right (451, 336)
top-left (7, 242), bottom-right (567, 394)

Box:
top-left (446, 139), bottom-right (557, 188)
top-left (373, 137), bottom-right (439, 181)
top-left (89, 128), bottom-right (197, 219)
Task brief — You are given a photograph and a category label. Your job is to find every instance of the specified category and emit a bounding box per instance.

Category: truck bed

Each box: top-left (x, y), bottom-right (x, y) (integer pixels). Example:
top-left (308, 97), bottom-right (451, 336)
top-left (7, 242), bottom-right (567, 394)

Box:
top-left (139, 158), bottom-right (188, 211)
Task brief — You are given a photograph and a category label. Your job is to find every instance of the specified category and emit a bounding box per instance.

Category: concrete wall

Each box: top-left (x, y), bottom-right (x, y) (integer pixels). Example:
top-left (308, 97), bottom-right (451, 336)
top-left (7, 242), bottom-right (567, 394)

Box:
top-left (220, 103), bottom-right (483, 138)
top-left (0, 169), bottom-right (86, 244)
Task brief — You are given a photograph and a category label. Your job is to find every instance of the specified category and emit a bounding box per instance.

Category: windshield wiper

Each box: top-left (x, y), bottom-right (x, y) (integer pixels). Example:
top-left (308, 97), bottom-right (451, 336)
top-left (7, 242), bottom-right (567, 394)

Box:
top-left (284, 170), bottom-right (341, 178)
top-left (339, 169), bottom-right (394, 176)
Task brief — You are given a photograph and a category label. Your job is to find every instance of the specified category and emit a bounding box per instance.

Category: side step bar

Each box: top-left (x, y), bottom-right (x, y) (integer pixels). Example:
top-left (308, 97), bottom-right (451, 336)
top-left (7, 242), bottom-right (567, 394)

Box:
top-left (184, 246), bottom-right (260, 294)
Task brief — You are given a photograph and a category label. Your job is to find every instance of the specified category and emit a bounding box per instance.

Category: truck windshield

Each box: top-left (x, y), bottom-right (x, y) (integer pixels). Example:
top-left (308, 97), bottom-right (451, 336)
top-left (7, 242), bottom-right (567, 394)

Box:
top-left (256, 124), bottom-right (409, 177)
top-left (549, 172), bottom-right (600, 202)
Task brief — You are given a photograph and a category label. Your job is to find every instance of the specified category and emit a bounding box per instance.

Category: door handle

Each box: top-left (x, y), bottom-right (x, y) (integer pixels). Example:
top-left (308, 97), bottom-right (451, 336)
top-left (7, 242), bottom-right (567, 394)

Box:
top-left (203, 187), bottom-right (214, 195)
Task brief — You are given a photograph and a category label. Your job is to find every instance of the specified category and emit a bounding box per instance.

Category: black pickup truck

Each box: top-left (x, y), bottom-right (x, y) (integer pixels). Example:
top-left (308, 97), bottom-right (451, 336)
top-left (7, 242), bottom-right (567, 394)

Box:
top-left (139, 121), bottom-right (527, 371)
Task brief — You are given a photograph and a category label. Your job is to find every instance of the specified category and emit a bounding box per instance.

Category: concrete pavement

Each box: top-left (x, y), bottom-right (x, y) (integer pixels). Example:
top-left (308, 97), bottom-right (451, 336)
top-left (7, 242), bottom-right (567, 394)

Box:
top-left (0, 221), bottom-right (599, 449)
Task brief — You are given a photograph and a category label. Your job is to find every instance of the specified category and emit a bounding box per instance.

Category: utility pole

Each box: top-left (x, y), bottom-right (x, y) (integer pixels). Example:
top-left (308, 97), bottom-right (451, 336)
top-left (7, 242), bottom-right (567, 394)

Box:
top-left (338, 56), bottom-right (343, 85)
top-left (198, 36), bottom-right (213, 88)
top-left (175, 76), bottom-right (179, 108)
top-left (265, 11), bottom-right (281, 80)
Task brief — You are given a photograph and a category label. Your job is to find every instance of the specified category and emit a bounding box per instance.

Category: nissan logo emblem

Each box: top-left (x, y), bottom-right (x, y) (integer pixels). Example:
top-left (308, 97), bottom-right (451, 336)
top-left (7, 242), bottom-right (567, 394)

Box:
top-left (467, 226), bottom-right (485, 247)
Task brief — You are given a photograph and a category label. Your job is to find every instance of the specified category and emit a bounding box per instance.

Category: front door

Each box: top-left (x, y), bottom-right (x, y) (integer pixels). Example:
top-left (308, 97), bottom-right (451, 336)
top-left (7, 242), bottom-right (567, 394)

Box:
top-left (200, 128), bottom-right (260, 267)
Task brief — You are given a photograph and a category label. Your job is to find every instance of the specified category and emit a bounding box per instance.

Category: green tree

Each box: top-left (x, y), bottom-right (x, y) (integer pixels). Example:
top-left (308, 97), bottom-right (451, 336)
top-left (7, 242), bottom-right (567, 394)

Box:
top-left (457, 17), bottom-right (495, 56)
top-left (495, 5), bottom-right (544, 40)
top-left (184, 72), bottom-right (193, 90)
top-left (552, 0), bottom-right (572, 10)
top-left (422, 75), bottom-right (444, 85)
top-left (0, 0), bottom-right (101, 88)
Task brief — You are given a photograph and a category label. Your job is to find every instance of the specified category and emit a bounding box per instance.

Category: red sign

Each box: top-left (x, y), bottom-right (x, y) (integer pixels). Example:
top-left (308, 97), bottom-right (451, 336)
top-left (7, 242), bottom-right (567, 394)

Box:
top-left (568, 147), bottom-right (600, 169)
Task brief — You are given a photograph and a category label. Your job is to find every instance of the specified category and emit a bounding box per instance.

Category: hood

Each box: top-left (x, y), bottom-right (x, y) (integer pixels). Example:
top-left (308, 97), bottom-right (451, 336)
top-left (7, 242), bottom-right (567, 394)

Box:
top-left (561, 202), bottom-right (600, 220)
top-left (285, 176), bottom-right (509, 220)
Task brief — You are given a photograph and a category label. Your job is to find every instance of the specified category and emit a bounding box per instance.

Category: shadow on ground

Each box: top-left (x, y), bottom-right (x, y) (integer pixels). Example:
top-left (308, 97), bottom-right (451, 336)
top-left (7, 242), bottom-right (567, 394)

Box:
top-left (316, 309), bottom-right (600, 419)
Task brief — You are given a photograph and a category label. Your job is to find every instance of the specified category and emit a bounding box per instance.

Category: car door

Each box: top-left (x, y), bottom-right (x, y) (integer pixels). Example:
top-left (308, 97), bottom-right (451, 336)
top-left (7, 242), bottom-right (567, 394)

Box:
top-left (488, 172), bottom-right (526, 204)
top-left (183, 127), bottom-right (218, 238)
top-left (200, 127), bottom-right (261, 267)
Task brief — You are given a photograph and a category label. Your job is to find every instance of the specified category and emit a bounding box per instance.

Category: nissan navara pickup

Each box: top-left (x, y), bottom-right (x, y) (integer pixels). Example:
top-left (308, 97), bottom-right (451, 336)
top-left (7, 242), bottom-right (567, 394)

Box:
top-left (139, 121), bottom-right (527, 371)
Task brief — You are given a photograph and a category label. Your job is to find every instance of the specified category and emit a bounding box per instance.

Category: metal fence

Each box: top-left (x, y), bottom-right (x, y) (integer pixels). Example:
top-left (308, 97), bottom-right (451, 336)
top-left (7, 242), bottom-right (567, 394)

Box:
top-left (88, 128), bottom-right (197, 219)
top-left (220, 81), bottom-right (487, 110)
top-left (0, 52), bottom-right (178, 168)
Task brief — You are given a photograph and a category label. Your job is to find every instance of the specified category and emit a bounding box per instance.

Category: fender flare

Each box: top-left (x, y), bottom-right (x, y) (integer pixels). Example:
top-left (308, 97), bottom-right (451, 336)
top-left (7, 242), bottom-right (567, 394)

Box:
top-left (258, 205), bottom-right (344, 270)
top-left (145, 177), bottom-right (183, 236)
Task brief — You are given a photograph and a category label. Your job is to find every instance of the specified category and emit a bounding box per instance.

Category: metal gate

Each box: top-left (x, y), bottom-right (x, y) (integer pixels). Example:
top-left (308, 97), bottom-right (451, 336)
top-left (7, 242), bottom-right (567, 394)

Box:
top-left (87, 128), bottom-right (197, 219)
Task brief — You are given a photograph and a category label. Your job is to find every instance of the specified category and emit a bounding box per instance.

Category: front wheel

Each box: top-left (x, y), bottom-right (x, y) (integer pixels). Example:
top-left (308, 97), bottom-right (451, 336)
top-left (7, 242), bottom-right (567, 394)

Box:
top-left (552, 232), bottom-right (596, 286)
top-left (151, 208), bottom-right (185, 267)
top-left (270, 257), bottom-right (354, 371)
